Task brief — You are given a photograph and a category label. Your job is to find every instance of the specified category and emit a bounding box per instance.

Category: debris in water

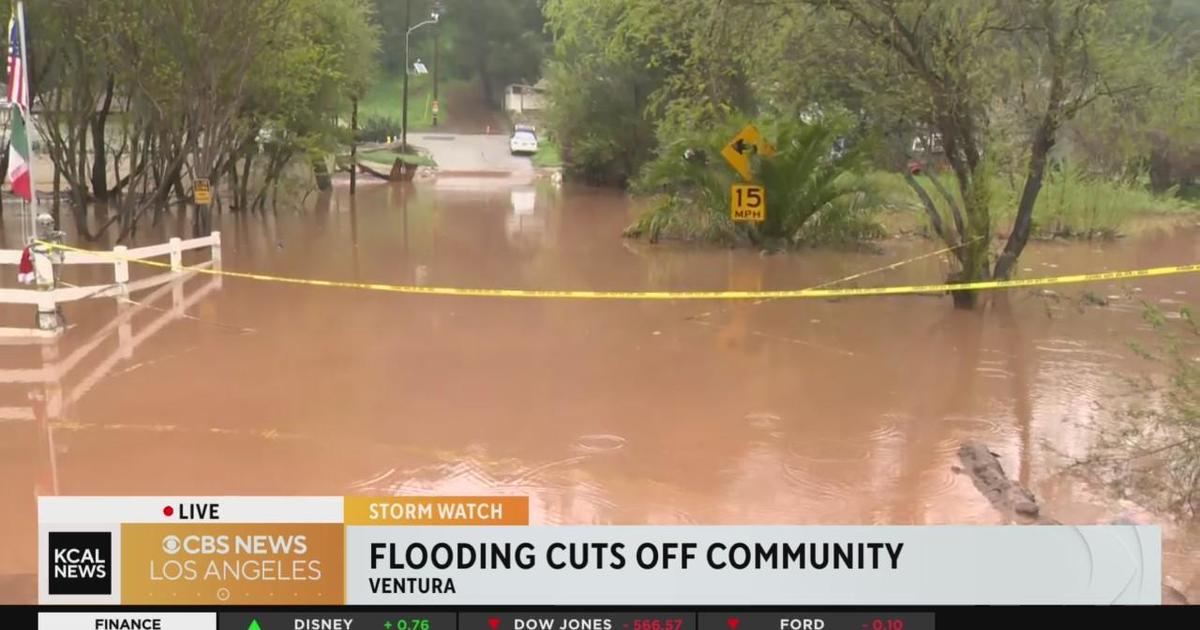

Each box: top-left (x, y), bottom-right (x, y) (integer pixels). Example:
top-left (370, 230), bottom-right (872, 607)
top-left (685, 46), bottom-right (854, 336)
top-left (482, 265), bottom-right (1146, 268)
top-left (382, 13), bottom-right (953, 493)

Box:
top-left (957, 441), bottom-right (1057, 524)
top-left (652, 330), bottom-right (662, 336)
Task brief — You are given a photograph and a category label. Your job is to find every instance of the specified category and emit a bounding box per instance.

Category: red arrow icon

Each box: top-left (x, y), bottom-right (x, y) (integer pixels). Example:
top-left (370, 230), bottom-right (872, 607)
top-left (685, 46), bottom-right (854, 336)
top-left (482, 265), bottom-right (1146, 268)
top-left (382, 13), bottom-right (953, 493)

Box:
top-left (488, 619), bottom-right (501, 630)
top-left (726, 619), bottom-right (740, 630)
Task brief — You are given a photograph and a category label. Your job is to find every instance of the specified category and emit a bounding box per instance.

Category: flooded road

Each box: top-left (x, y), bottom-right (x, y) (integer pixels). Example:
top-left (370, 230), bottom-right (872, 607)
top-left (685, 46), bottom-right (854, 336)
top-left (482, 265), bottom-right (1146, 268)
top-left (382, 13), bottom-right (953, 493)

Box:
top-left (1, 180), bottom-right (1198, 602)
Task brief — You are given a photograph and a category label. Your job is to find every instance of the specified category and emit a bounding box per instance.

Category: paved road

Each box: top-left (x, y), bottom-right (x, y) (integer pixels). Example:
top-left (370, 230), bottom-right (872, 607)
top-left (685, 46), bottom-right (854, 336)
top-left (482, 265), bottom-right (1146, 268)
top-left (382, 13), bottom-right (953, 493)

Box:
top-left (410, 133), bottom-right (534, 174)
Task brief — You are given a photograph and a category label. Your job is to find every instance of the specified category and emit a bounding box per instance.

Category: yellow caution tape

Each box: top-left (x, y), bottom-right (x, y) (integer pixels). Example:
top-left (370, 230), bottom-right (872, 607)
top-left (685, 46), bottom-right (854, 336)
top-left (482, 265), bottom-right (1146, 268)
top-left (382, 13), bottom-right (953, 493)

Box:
top-left (807, 236), bottom-right (982, 290)
top-left (39, 240), bottom-right (1200, 301)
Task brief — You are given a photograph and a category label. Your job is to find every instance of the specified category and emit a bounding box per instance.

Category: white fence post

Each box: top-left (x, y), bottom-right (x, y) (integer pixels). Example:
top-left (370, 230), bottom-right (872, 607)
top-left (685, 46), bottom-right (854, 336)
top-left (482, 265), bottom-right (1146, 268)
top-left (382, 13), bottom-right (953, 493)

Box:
top-left (172, 282), bottom-right (184, 318)
top-left (210, 231), bottom-right (222, 269)
top-left (113, 245), bottom-right (130, 284)
top-left (36, 291), bottom-right (59, 331)
top-left (169, 237), bottom-right (182, 272)
top-left (118, 297), bottom-right (133, 359)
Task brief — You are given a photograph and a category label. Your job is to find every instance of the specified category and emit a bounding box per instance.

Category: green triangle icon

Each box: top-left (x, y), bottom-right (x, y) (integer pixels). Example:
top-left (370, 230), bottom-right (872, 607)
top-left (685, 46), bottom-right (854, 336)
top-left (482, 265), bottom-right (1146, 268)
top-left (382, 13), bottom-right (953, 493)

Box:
top-left (248, 621), bottom-right (262, 630)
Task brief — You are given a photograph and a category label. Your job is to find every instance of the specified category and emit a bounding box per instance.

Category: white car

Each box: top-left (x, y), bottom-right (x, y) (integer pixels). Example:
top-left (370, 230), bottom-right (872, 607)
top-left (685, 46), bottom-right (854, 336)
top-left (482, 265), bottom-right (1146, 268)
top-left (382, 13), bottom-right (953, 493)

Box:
top-left (509, 127), bottom-right (539, 155)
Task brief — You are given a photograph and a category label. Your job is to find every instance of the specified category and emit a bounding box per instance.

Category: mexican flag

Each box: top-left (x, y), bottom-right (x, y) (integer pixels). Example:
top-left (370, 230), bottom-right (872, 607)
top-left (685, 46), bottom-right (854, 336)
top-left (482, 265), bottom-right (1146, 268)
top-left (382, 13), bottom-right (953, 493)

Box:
top-left (7, 107), bottom-right (31, 202)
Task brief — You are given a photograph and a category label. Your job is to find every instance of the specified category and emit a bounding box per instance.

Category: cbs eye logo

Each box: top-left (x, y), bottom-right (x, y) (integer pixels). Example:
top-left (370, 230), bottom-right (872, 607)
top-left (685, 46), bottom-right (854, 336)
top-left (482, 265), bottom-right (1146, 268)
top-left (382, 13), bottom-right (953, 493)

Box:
top-left (162, 535), bottom-right (182, 555)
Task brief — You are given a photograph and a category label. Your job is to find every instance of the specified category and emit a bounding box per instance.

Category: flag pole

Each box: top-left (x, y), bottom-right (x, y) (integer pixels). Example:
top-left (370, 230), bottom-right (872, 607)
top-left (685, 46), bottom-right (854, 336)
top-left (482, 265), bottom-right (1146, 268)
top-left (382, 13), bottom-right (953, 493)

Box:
top-left (15, 0), bottom-right (36, 245)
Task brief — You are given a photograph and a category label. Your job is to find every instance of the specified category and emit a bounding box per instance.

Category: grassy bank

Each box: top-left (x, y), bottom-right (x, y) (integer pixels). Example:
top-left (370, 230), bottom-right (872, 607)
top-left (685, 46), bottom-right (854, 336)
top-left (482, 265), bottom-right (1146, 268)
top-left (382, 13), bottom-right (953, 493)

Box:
top-left (359, 74), bottom-right (449, 131)
top-left (875, 167), bottom-right (1197, 240)
top-left (531, 139), bottom-right (563, 168)
top-left (358, 149), bottom-right (436, 167)
top-left (627, 163), bottom-right (1197, 247)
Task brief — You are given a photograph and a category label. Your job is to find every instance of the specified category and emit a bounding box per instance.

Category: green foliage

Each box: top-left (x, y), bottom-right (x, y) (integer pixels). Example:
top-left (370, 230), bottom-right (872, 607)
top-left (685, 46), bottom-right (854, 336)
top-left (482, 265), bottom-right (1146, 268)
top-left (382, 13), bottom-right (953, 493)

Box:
top-left (627, 118), bottom-right (881, 247)
top-left (373, 0), bottom-right (546, 101)
top-left (542, 0), bottom-right (661, 185)
top-left (530, 139), bottom-right (563, 168)
top-left (358, 149), bottom-right (435, 167)
top-left (358, 117), bottom-right (403, 143)
top-left (1078, 304), bottom-right (1200, 518)
top-left (249, 0), bottom-right (381, 156)
top-left (1021, 164), bottom-right (1194, 239)
top-left (25, 0), bottom-right (381, 232)
top-left (357, 74), bottom-right (451, 129)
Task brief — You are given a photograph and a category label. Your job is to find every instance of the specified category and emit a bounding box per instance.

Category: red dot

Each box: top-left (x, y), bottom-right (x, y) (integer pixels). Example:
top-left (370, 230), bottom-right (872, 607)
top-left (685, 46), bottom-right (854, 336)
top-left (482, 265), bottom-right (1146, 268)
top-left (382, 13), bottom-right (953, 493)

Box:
top-left (163, 505), bottom-right (174, 517)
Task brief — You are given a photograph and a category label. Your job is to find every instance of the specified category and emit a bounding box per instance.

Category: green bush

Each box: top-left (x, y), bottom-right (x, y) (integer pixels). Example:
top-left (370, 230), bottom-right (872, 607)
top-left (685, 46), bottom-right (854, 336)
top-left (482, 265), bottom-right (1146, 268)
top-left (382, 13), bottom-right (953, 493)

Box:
top-left (1073, 305), bottom-right (1200, 518)
top-left (358, 116), bottom-right (402, 143)
top-left (885, 161), bottom-right (1198, 241)
top-left (1024, 164), bottom-right (1193, 239)
top-left (626, 118), bottom-right (883, 248)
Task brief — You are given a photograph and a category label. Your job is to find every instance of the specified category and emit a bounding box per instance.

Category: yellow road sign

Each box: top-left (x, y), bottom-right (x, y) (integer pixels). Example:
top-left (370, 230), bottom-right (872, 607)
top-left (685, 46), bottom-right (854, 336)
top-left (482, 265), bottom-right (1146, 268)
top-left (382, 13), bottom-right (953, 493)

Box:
top-left (194, 178), bottom-right (212, 205)
top-left (721, 124), bottom-right (777, 181)
top-left (731, 184), bottom-right (766, 222)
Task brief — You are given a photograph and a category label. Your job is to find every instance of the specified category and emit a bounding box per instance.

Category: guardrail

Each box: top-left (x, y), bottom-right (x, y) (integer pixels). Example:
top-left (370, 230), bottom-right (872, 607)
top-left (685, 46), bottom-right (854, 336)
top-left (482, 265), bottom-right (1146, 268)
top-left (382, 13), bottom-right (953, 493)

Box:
top-left (0, 231), bottom-right (221, 336)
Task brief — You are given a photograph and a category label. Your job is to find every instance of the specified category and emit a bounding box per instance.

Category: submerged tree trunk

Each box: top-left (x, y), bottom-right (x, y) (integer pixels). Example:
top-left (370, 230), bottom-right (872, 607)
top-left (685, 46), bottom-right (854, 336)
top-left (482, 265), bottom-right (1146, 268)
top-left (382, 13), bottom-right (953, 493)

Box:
top-left (90, 76), bottom-right (115, 202)
top-left (311, 155), bottom-right (332, 191)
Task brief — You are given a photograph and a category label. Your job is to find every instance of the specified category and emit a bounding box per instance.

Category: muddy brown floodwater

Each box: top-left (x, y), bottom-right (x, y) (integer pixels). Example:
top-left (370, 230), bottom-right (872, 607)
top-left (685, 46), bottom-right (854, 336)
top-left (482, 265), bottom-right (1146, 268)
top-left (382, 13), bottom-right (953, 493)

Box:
top-left (1, 179), bottom-right (1198, 603)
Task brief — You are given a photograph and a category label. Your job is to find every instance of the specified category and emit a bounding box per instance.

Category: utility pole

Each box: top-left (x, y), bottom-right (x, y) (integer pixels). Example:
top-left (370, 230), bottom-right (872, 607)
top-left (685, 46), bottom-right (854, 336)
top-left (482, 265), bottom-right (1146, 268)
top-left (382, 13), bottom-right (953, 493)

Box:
top-left (350, 96), bottom-right (358, 194)
top-left (401, 0), bottom-right (411, 151)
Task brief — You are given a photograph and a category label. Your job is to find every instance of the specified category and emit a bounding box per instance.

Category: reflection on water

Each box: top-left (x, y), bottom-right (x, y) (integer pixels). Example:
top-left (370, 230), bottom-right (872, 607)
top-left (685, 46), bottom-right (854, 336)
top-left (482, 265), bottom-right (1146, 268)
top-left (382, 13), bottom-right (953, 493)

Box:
top-left (1, 181), bottom-right (1198, 601)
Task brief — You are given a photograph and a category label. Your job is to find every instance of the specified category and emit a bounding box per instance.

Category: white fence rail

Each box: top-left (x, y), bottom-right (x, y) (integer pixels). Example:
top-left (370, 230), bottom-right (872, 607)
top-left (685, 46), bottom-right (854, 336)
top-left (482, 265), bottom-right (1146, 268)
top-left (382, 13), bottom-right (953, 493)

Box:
top-left (0, 231), bottom-right (221, 336)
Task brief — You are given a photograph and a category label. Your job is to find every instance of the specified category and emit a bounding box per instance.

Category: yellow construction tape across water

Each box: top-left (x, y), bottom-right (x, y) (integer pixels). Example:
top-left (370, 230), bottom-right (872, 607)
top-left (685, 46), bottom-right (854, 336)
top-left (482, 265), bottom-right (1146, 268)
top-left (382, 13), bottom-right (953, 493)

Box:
top-left (39, 240), bottom-right (1200, 301)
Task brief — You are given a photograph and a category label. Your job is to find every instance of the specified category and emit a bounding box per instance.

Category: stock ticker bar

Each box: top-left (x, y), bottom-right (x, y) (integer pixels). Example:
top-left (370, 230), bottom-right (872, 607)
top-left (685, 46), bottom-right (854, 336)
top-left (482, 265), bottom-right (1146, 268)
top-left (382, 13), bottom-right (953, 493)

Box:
top-left (34, 610), bottom-right (934, 630)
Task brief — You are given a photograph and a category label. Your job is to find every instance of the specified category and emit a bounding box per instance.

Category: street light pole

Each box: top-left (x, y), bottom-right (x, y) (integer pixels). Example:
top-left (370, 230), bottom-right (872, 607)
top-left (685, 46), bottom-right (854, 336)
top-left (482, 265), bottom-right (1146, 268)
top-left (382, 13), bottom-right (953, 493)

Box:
top-left (401, 0), bottom-right (411, 151)
top-left (402, 2), bottom-right (442, 152)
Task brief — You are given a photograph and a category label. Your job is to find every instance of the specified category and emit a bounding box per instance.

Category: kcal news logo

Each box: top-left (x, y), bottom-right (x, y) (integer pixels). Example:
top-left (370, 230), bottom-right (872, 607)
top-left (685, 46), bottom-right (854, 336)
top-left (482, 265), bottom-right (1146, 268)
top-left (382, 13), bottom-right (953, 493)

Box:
top-left (48, 532), bottom-right (112, 595)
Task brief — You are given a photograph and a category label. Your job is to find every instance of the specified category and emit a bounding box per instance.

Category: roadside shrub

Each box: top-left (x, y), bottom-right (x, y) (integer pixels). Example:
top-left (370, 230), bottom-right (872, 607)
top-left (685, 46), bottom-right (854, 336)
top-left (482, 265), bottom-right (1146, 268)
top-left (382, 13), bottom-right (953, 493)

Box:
top-left (358, 116), bottom-right (402, 143)
top-left (1025, 163), bottom-right (1194, 239)
top-left (626, 117), bottom-right (882, 248)
top-left (1072, 305), bottom-right (1200, 518)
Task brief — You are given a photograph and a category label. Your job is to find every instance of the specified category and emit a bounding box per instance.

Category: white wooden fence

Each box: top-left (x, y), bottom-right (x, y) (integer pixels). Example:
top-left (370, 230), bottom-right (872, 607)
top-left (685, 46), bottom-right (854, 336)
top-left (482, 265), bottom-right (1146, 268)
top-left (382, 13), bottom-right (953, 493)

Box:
top-left (0, 231), bottom-right (222, 337)
top-left (0, 263), bottom-right (224, 496)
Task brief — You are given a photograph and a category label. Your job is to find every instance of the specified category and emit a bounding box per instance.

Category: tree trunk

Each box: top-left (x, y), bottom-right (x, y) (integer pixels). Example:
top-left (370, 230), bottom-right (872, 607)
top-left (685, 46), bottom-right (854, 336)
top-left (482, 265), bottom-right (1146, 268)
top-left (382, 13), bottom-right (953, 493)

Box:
top-left (994, 121), bottom-right (1054, 280)
top-left (1148, 147), bottom-right (1172, 193)
top-left (350, 97), bottom-right (358, 194)
top-left (311, 155), bottom-right (332, 191)
top-left (90, 76), bottom-right (115, 201)
top-left (904, 170), bottom-right (957, 253)
top-left (239, 152), bottom-right (253, 210)
top-left (52, 168), bottom-right (61, 226)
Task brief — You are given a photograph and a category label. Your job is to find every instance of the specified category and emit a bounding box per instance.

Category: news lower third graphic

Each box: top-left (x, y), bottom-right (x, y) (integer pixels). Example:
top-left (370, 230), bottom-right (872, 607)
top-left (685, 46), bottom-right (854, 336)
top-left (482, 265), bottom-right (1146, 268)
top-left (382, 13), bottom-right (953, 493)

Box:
top-left (38, 496), bottom-right (1164, 605)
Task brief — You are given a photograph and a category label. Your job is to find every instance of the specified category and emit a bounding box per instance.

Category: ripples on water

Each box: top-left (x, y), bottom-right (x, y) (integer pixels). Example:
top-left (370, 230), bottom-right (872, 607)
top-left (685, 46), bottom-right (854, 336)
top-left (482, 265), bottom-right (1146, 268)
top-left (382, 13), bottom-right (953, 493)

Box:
top-left (1, 186), bottom-right (1198, 600)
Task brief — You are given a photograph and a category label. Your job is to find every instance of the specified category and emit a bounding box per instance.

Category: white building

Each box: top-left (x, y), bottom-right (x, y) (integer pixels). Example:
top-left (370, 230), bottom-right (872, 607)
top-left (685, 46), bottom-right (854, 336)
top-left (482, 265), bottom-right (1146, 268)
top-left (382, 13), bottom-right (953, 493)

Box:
top-left (503, 79), bottom-right (549, 114)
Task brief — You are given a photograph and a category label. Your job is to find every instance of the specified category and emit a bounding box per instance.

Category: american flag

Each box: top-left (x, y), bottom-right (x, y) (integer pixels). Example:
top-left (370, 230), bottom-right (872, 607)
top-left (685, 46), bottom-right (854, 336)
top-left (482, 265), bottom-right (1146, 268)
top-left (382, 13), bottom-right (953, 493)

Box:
top-left (7, 12), bottom-right (26, 109)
